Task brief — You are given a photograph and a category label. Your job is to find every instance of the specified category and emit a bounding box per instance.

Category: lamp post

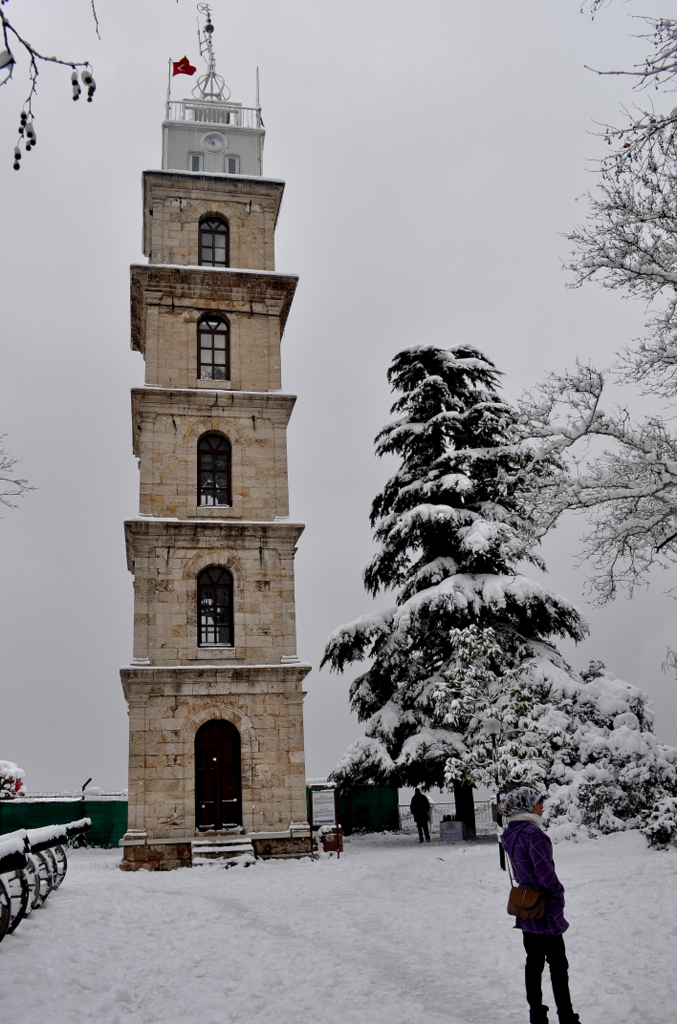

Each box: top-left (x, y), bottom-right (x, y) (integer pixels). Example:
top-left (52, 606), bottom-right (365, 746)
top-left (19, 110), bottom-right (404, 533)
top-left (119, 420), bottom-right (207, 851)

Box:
top-left (484, 718), bottom-right (506, 871)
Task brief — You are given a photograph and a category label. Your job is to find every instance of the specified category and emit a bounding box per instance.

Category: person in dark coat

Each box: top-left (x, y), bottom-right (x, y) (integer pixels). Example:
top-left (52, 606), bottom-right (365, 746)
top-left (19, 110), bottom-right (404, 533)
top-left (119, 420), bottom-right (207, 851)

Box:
top-left (410, 787), bottom-right (430, 843)
top-left (500, 787), bottom-right (581, 1024)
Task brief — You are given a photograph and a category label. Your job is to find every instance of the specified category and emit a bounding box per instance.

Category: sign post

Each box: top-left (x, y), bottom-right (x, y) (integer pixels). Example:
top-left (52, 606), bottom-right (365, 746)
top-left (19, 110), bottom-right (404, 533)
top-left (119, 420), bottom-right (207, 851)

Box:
top-left (308, 784), bottom-right (343, 857)
top-left (310, 787), bottom-right (337, 828)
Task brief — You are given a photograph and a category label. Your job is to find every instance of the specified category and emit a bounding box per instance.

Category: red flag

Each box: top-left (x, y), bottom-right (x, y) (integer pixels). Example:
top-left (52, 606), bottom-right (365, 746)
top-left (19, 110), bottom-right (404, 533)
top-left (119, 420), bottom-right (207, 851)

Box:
top-left (172, 56), bottom-right (196, 77)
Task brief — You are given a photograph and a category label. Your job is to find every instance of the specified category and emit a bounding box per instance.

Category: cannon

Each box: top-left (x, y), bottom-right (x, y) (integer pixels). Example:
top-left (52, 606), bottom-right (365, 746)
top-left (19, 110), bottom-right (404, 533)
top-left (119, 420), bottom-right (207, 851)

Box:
top-left (0, 818), bottom-right (91, 941)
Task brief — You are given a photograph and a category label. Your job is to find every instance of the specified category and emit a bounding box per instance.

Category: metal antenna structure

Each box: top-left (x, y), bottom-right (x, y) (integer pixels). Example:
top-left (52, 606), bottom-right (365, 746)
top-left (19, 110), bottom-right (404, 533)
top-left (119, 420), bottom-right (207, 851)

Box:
top-left (193, 4), bottom-right (231, 102)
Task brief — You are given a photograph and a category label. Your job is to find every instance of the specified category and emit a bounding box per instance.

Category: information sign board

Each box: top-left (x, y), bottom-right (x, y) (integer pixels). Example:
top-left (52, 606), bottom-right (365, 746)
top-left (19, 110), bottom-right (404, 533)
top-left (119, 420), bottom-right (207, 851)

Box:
top-left (440, 820), bottom-right (464, 842)
top-left (310, 788), bottom-right (337, 826)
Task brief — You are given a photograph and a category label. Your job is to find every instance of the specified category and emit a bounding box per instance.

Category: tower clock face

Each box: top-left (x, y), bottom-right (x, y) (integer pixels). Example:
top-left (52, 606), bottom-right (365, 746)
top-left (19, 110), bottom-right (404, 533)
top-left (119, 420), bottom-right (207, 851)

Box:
top-left (201, 132), bottom-right (227, 154)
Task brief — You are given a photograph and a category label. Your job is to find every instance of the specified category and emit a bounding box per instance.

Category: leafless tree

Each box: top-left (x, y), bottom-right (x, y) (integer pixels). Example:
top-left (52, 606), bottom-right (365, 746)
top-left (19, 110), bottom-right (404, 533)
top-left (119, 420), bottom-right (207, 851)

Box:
top-left (517, 9), bottom-right (677, 603)
top-left (0, 0), bottom-right (98, 169)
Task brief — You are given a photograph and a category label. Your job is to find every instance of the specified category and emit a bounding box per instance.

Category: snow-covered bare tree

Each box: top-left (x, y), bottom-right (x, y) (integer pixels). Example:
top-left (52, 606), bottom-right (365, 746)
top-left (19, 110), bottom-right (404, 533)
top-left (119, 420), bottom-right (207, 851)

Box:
top-left (516, 12), bottom-right (677, 604)
top-left (0, 0), bottom-right (98, 168)
top-left (321, 345), bottom-right (587, 832)
top-left (518, 364), bottom-right (677, 602)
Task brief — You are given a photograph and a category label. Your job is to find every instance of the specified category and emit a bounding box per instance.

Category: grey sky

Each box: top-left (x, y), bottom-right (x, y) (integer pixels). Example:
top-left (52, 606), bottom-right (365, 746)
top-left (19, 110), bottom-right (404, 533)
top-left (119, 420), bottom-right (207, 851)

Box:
top-left (1, 0), bottom-right (675, 792)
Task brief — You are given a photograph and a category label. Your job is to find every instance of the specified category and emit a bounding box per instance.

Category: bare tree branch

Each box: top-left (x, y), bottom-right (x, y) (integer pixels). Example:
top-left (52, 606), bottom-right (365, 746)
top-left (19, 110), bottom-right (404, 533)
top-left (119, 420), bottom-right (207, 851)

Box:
top-left (0, 0), bottom-right (98, 168)
top-left (519, 364), bottom-right (677, 602)
top-left (0, 435), bottom-right (32, 510)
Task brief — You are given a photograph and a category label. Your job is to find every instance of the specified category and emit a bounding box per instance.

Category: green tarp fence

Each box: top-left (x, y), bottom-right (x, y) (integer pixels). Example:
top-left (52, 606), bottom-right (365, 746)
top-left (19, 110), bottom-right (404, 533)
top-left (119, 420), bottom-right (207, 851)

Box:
top-left (0, 800), bottom-right (128, 847)
top-left (337, 786), bottom-right (399, 835)
top-left (306, 785), bottom-right (400, 836)
top-left (3, 787), bottom-right (401, 846)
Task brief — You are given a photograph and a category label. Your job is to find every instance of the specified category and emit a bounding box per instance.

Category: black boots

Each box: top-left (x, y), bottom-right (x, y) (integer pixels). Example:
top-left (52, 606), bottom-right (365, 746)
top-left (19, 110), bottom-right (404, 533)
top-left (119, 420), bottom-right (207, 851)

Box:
top-left (530, 1005), bottom-right (580, 1024)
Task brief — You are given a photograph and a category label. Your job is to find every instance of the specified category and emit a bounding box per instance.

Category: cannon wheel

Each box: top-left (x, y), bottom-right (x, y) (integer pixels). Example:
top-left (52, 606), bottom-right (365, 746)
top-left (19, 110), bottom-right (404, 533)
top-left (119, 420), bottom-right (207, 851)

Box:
top-left (0, 877), bottom-right (11, 941)
top-left (48, 845), bottom-right (67, 889)
top-left (33, 852), bottom-right (54, 905)
top-left (3, 869), bottom-right (30, 933)
top-left (24, 855), bottom-right (42, 913)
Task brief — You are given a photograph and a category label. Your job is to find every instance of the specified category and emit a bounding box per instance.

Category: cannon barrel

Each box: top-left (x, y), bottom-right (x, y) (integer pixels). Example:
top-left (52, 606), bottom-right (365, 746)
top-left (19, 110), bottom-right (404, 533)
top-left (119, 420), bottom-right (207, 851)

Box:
top-left (25, 818), bottom-right (91, 853)
top-left (0, 834), bottom-right (28, 873)
top-left (0, 817), bottom-right (90, 871)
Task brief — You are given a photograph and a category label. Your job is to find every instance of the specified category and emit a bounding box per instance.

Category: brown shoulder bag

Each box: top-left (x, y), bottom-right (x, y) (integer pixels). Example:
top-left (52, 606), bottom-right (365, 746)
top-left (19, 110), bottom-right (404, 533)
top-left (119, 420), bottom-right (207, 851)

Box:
top-left (507, 886), bottom-right (546, 920)
top-left (505, 854), bottom-right (546, 920)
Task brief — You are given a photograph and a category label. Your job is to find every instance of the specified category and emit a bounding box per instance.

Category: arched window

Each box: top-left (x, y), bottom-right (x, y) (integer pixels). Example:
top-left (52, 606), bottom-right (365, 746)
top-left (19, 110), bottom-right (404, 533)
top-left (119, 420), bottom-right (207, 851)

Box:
top-left (198, 566), bottom-right (233, 647)
top-left (198, 315), bottom-right (229, 381)
top-left (198, 433), bottom-right (231, 507)
top-left (199, 216), bottom-right (229, 268)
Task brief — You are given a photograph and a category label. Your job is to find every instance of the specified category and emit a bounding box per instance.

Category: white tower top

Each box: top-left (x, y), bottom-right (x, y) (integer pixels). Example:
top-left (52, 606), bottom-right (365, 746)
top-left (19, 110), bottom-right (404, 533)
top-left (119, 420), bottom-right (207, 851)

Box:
top-left (162, 4), bottom-right (265, 177)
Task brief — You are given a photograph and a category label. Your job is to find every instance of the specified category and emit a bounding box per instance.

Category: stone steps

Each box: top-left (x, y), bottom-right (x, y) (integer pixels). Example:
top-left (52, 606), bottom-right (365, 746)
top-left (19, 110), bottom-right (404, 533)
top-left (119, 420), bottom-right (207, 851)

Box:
top-left (191, 836), bottom-right (256, 866)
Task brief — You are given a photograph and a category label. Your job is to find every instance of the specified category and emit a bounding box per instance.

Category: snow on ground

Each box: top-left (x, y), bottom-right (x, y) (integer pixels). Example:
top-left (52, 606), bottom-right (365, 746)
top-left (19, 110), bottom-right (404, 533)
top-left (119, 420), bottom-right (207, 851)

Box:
top-left (1, 830), bottom-right (676, 1024)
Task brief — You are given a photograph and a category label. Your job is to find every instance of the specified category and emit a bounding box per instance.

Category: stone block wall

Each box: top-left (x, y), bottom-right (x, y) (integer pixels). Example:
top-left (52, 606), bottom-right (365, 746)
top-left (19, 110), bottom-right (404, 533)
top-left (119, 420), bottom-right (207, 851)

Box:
top-left (142, 171), bottom-right (284, 271)
top-left (126, 519), bottom-right (302, 666)
top-left (119, 842), bottom-right (192, 871)
top-left (121, 665), bottom-right (309, 838)
top-left (131, 389), bottom-right (294, 521)
top-left (130, 265), bottom-right (296, 392)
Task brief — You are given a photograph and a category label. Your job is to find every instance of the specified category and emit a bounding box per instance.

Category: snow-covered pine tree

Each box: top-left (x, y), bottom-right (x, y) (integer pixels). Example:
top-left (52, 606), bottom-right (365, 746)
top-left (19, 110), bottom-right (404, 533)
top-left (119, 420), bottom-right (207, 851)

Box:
top-left (322, 345), bottom-right (587, 826)
top-left (432, 625), bottom-right (571, 796)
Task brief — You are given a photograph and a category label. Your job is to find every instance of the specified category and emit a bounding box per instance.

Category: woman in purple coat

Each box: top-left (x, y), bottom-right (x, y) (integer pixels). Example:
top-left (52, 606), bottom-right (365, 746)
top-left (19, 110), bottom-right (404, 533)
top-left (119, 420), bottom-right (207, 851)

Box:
top-left (500, 787), bottom-right (581, 1024)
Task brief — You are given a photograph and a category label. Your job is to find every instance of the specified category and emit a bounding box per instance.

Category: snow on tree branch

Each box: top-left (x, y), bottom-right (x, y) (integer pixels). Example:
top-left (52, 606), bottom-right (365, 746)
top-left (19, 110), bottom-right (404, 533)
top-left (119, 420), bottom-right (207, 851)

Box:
top-left (433, 626), bottom-right (569, 793)
top-left (0, 435), bottom-right (32, 508)
top-left (518, 363), bottom-right (677, 601)
top-left (0, 0), bottom-right (98, 169)
top-left (571, 15), bottom-right (677, 205)
top-left (549, 10), bottom-right (677, 601)
top-left (585, 16), bottom-right (677, 89)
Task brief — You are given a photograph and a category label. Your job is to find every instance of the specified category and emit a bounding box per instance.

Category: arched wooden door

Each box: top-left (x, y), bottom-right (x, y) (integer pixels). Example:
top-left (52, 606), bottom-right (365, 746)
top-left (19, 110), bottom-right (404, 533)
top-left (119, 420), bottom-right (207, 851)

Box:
top-left (194, 720), bottom-right (242, 830)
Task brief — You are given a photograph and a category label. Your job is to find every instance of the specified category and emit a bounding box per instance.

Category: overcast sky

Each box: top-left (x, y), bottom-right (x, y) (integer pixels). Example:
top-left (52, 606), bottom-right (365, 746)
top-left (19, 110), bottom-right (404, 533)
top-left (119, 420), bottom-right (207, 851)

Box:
top-left (1, 0), bottom-right (676, 792)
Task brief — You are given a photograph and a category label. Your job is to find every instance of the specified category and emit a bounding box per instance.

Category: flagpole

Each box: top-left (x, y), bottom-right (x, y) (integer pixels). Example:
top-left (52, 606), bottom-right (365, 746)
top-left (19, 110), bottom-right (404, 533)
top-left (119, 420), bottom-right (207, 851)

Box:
top-left (166, 58), bottom-right (173, 119)
top-left (256, 67), bottom-right (261, 128)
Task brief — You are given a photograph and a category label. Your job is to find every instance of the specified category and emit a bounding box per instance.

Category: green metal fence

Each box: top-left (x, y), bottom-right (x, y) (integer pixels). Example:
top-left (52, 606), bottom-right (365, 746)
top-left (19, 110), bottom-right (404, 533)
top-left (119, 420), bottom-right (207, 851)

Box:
top-left (0, 800), bottom-right (128, 847)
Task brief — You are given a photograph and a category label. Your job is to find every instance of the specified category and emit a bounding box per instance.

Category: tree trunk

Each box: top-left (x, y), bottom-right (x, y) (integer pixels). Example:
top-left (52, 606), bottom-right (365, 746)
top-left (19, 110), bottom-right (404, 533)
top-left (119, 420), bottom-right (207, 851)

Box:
top-left (453, 781), bottom-right (476, 839)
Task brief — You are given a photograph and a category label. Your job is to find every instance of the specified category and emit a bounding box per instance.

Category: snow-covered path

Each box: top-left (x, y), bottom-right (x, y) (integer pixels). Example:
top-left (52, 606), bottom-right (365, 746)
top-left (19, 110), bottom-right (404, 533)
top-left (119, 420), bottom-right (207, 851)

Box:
top-left (1, 831), bottom-right (675, 1024)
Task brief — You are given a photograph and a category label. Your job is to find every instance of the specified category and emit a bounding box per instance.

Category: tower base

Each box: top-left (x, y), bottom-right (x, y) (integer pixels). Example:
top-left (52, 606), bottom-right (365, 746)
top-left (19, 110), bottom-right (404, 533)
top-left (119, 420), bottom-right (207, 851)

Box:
top-left (119, 831), bottom-right (313, 870)
top-left (119, 842), bottom-right (192, 872)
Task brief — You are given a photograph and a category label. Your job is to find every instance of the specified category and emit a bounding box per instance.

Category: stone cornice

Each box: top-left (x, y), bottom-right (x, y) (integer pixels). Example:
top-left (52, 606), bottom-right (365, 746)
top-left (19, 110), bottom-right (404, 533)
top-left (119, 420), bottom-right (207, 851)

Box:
top-left (120, 662), bottom-right (311, 700)
top-left (130, 264), bottom-right (298, 355)
top-left (124, 517), bottom-right (304, 550)
top-left (131, 387), bottom-right (296, 415)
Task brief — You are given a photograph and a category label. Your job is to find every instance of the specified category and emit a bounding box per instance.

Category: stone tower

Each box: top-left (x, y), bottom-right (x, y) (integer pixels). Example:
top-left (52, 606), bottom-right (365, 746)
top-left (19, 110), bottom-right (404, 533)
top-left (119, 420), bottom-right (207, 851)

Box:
top-left (119, 12), bottom-right (311, 869)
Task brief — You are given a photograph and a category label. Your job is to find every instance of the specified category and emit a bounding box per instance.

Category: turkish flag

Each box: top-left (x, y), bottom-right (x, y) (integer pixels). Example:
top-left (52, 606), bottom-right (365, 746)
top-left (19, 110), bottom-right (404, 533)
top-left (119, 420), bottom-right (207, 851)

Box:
top-left (172, 56), bottom-right (196, 77)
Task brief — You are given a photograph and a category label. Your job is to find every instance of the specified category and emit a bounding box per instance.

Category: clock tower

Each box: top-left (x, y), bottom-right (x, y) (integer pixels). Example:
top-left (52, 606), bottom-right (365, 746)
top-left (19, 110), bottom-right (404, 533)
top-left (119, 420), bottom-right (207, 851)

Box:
top-left (119, 7), bottom-right (311, 869)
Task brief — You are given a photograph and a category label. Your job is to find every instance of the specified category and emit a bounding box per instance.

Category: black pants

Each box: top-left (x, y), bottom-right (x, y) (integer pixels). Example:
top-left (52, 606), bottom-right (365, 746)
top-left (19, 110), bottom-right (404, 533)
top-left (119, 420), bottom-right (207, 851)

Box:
top-left (522, 932), bottom-right (573, 1020)
top-left (416, 819), bottom-right (430, 842)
